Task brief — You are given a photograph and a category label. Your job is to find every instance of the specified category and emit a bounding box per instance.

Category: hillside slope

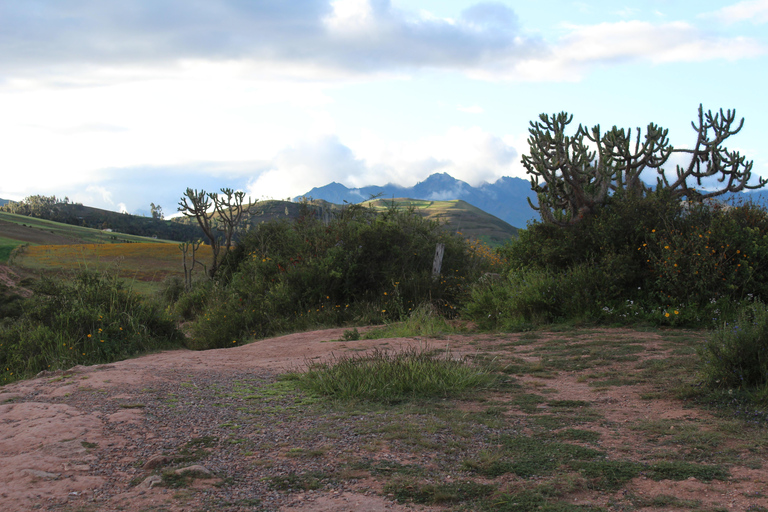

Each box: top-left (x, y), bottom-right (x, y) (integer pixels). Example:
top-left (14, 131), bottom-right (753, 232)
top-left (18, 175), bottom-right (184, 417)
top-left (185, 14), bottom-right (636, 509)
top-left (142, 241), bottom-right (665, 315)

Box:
top-left (299, 173), bottom-right (540, 229)
top-left (361, 198), bottom-right (517, 245)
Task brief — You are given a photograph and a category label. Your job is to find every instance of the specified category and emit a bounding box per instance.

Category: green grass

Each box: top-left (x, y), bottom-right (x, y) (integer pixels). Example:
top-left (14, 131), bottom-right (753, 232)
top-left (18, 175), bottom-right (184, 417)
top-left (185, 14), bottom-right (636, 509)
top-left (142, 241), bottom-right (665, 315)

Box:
top-left (363, 304), bottom-right (461, 339)
top-left (508, 333), bottom-right (648, 374)
top-left (361, 197), bottom-right (518, 246)
top-left (0, 236), bottom-right (26, 263)
top-left (287, 346), bottom-right (498, 403)
top-left (552, 428), bottom-right (601, 443)
top-left (384, 478), bottom-right (496, 505)
top-left (463, 436), bottom-right (604, 478)
top-left (0, 211), bottom-right (173, 245)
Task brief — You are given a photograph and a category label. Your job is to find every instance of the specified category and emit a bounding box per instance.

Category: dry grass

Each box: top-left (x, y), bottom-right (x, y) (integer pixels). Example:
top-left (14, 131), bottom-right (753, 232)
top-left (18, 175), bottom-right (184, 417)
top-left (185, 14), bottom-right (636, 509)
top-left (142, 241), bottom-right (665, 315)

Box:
top-left (14, 243), bottom-right (213, 291)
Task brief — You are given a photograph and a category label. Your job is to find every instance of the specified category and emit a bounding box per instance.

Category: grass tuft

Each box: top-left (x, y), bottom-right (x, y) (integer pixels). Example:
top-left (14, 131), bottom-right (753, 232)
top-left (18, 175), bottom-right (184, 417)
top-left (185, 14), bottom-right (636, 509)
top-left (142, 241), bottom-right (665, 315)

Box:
top-left (384, 478), bottom-right (495, 505)
top-left (363, 303), bottom-right (461, 339)
top-left (288, 345), bottom-right (497, 403)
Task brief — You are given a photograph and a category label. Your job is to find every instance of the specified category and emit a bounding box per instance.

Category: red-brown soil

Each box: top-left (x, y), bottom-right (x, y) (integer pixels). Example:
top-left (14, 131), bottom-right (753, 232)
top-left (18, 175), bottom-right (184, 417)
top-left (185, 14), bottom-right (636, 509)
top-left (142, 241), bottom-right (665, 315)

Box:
top-left (1, 328), bottom-right (767, 511)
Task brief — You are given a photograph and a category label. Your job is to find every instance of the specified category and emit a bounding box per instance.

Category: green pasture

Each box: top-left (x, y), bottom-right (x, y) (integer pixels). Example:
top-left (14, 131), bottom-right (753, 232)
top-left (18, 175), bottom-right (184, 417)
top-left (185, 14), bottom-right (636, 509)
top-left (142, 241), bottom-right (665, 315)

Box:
top-left (0, 236), bottom-right (26, 263)
top-left (362, 198), bottom-right (517, 246)
top-left (0, 211), bottom-right (174, 245)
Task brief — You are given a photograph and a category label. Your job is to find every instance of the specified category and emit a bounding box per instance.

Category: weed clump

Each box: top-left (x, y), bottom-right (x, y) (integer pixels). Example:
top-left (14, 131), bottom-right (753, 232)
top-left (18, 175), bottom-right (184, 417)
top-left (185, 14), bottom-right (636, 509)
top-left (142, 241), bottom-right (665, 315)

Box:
top-left (288, 346), bottom-right (497, 403)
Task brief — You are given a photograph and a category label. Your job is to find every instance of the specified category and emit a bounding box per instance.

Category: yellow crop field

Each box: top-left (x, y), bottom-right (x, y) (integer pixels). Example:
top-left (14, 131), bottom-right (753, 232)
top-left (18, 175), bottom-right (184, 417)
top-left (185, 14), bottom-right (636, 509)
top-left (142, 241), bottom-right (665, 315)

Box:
top-left (14, 242), bottom-right (214, 285)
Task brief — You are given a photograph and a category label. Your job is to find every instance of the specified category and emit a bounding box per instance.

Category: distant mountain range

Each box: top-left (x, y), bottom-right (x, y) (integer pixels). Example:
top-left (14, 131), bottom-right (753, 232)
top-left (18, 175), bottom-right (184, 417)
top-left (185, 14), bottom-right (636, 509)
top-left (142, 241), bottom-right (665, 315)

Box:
top-left (298, 173), bottom-right (540, 229)
top-left (0, 198), bottom-right (9, 207)
top-left (299, 173), bottom-right (768, 229)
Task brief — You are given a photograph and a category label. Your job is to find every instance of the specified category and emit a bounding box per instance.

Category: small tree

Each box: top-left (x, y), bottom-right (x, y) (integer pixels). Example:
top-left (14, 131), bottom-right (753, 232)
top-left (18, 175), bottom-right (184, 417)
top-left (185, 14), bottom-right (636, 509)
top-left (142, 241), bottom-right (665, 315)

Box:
top-left (178, 188), bottom-right (254, 276)
top-left (522, 104), bottom-right (765, 226)
top-left (150, 202), bottom-right (164, 220)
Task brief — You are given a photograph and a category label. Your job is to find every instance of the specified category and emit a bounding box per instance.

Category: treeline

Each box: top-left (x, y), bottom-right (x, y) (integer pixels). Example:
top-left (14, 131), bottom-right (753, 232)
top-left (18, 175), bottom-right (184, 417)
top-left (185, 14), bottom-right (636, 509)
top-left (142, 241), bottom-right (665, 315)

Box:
top-left (0, 203), bottom-right (504, 383)
top-left (1, 195), bottom-right (200, 242)
top-left (170, 202), bottom-right (502, 349)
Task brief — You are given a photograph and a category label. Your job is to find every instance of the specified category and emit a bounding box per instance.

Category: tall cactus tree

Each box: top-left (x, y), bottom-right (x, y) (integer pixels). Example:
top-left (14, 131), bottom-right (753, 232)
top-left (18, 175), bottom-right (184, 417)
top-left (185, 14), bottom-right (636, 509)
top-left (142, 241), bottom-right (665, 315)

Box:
top-left (178, 188), bottom-right (254, 276)
top-left (522, 104), bottom-right (764, 226)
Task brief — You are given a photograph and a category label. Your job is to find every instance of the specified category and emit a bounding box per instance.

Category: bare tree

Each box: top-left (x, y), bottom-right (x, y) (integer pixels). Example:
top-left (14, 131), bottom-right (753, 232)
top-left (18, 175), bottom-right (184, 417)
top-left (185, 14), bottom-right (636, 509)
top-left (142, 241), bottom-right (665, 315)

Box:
top-left (178, 188), bottom-right (255, 276)
top-left (179, 239), bottom-right (204, 291)
top-left (522, 104), bottom-right (765, 226)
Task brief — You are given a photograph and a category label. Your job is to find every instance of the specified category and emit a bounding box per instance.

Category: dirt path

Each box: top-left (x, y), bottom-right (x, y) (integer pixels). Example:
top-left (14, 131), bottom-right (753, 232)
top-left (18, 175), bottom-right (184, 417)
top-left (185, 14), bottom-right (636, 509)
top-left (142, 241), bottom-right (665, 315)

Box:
top-left (1, 327), bottom-right (767, 511)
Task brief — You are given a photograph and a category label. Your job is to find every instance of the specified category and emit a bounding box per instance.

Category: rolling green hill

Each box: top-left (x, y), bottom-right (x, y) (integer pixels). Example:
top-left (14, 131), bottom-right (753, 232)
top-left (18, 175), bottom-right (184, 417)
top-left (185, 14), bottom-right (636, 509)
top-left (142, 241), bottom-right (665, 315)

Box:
top-left (0, 211), bottom-right (175, 245)
top-left (1, 199), bottom-right (201, 242)
top-left (0, 211), bottom-right (175, 264)
top-left (361, 198), bottom-right (517, 246)
top-left (2, 195), bottom-right (517, 264)
top-left (175, 197), bottom-right (517, 247)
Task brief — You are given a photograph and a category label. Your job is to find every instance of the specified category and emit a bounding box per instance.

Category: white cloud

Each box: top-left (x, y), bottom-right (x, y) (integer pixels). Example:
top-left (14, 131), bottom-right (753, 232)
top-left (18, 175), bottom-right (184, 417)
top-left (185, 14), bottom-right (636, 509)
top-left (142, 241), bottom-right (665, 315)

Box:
top-left (561, 21), bottom-right (762, 64)
top-left (700, 0), bottom-right (768, 24)
top-left (484, 20), bottom-right (766, 81)
top-left (245, 127), bottom-right (523, 200)
top-left (247, 135), bottom-right (367, 200)
top-left (0, 1), bottom-right (761, 86)
top-left (0, 0), bottom-right (540, 81)
top-left (324, 0), bottom-right (377, 33)
top-left (63, 184), bottom-right (121, 211)
top-left (0, 60), bottom-right (338, 201)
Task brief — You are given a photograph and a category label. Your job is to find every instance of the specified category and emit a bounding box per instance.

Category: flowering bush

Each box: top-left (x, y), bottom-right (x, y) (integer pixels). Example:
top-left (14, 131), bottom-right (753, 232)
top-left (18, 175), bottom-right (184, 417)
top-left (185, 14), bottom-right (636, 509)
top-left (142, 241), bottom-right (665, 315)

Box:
top-left (0, 270), bottom-right (180, 384)
top-left (467, 192), bottom-right (768, 328)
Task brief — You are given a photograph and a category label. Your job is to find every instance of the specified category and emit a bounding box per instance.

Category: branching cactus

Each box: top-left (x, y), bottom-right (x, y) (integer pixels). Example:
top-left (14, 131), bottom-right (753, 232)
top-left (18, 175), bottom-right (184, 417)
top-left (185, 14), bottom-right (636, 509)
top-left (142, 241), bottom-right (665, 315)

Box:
top-left (659, 105), bottom-right (761, 200)
top-left (178, 188), bottom-right (254, 276)
top-left (522, 105), bottom-right (764, 226)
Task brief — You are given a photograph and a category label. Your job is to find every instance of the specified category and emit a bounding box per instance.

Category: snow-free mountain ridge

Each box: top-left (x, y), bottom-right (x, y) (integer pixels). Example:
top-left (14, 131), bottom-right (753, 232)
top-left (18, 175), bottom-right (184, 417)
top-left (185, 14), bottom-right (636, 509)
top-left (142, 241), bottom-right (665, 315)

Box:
top-left (297, 173), bottom-right (540, 229)
top-left (299, 173), bottom-right (768, 230)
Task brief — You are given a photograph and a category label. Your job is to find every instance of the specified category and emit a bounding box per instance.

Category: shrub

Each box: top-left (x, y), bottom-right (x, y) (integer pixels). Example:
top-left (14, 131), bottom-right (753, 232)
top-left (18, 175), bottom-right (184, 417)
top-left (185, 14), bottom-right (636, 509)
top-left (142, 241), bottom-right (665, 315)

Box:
top-left (700, 301), bottom-right (768, 390)
top-left (464, 264), bottom-right (616, 329)
top-left (0, 270), bottom-right (181, 384)
top-left (472, 193), bottom-right (768, 328)
top-left (364, 303), bottom-right (459, 339)
top-left (171, 279), bottom-right (213, 321)
top-left (639, 199), bottom-right (768, 306)
top-left (159, 275), bottom-right (185, 304)
top-left (181, 205), bottom-right (497, 348)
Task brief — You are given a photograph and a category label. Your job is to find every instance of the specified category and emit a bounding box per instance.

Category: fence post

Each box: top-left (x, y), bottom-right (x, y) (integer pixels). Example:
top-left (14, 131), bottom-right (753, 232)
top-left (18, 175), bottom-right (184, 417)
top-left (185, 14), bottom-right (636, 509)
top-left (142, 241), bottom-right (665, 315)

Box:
top-left (432, 243), bottom-right (445, 280)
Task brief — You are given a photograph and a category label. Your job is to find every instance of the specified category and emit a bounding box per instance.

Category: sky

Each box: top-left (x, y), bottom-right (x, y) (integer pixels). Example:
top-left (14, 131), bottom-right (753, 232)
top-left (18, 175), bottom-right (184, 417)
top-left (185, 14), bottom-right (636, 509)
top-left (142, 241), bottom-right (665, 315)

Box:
top-left (0, 0), bottom-right (766, 216)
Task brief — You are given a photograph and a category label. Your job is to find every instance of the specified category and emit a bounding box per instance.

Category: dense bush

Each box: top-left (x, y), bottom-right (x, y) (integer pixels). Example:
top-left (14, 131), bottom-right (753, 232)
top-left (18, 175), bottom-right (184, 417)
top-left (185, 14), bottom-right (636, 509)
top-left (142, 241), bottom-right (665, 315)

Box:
top-left (0, 270), bottom-right (181, 384)
top-left (700, 301), bottom-right (768, 392)
top-left (465, 193), bottom-right (768, 329)
top-left (464, 265), bottom-right (615, 329)
top-left (178, 205), bottom-right (501, 349)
